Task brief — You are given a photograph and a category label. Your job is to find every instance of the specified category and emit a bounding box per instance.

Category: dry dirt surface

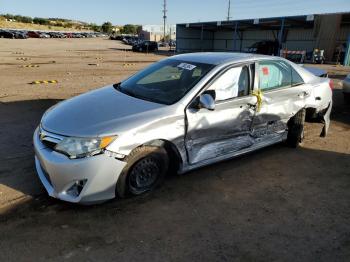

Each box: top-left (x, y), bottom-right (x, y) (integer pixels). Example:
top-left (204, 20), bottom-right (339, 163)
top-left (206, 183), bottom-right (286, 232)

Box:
top-left (0, 38), bottom-right (350, 262)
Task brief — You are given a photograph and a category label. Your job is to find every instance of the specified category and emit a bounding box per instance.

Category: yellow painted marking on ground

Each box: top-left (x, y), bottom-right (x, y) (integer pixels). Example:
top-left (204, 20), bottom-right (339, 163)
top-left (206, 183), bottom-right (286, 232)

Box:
top-left (30, 80), bottom-right (58, 85)
top-left (21, 65), bottom-right (40, 68)
top-left (123, 63), bottom-right (136, 67)
top-left (16, 57), bottom-right (31, 61)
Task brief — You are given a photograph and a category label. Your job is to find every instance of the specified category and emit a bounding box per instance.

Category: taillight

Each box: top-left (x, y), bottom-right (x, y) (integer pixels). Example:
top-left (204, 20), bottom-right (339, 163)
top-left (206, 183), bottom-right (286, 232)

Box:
top-left (329, 79), bottom-right (334, 91)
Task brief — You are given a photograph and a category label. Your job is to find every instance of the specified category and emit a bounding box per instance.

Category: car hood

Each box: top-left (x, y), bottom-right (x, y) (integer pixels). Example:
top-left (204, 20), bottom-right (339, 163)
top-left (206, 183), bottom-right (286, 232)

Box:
top-left (41, 85), bottom-right (166, 137)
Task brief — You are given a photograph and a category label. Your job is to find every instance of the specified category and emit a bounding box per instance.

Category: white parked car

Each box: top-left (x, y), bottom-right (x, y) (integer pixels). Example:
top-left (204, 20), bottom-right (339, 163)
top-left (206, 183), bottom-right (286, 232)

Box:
top-left (39, 33), bottom-right (50, 38)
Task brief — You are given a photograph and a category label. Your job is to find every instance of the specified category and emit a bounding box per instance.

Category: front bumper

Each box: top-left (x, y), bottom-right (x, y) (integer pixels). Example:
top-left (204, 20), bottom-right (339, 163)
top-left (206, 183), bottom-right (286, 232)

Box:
top-left (33, 128), bottom-right (127, 204)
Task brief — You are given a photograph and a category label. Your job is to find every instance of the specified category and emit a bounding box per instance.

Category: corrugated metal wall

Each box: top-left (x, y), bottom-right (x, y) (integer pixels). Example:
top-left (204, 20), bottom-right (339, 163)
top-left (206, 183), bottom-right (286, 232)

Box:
top-left (176, 25), bottom-right (213, 52)
top-left (315, 14), bottom-right (342, 60)
top-left (284, 29), bottom-right (315, 52)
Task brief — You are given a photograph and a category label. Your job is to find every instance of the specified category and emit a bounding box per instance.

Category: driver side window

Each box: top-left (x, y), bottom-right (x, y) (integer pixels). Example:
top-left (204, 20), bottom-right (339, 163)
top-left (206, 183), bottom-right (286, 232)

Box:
top-left (208, 66), bottom-right (250, 101)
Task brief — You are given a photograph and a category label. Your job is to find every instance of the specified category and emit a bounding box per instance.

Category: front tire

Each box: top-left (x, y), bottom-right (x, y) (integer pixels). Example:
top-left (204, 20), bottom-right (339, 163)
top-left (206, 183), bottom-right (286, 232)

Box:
top-left (116, 146), bottom-right (169, 198)
top-left (287, 109), bottom-right (306, 148)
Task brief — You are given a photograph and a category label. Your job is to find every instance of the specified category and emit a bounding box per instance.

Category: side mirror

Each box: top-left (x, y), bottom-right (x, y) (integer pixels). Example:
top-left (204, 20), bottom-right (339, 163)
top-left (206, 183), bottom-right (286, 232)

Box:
top-left (198, 94), bottom-right (215, 111)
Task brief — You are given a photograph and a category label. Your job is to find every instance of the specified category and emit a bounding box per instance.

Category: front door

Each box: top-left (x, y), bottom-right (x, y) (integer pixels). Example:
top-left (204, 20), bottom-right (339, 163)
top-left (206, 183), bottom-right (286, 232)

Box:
top-left (185, 64), bottom-right (257, 164)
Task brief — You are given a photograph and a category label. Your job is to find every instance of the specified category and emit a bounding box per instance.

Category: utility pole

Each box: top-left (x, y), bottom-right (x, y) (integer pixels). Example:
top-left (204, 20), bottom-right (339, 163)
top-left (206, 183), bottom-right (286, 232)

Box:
top-left (163, 0), bottom-right (167, 43)
top-left (227, 0), bottom-right (231, 21)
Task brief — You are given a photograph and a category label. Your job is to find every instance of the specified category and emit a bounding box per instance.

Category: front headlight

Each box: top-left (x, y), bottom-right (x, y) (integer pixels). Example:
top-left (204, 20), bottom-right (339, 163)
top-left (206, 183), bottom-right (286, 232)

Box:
top-left (55, 136), bottom-right (116, 159)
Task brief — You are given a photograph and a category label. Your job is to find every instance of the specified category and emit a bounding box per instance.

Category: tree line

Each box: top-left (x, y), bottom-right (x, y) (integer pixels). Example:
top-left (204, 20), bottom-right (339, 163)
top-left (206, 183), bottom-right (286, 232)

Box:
top-left (1, 14), bottom-right (139, 34)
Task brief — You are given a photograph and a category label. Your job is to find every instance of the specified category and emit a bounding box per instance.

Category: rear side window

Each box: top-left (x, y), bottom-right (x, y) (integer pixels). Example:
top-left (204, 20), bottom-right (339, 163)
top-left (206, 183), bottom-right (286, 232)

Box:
top-left (258, 61), bottom-right (291, 91)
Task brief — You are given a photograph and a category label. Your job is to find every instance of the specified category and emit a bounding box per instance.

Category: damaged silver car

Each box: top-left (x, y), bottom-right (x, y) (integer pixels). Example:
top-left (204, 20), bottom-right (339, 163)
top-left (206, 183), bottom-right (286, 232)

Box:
top-left (33, 53), bottom-right (333, 204)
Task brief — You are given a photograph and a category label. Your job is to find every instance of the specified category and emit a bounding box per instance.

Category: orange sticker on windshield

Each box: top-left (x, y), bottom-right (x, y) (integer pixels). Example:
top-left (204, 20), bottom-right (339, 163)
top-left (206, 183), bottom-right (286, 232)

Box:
top-left (262, 67), bottom-right (269, 75)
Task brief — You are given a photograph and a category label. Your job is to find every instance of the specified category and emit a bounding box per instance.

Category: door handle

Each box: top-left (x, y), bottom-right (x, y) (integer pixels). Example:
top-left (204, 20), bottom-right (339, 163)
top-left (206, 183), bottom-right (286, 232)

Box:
top-left (246, 103), bottom-right (256, 109)
top-left (298, 91), bottom-right (310, 98)
top-left (239, 103), bottom-right (256, 109)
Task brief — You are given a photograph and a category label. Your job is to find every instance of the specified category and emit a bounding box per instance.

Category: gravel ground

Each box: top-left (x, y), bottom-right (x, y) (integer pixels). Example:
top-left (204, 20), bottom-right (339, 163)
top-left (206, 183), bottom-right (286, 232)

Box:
top-left (0, 38), bottom-right (349, 262)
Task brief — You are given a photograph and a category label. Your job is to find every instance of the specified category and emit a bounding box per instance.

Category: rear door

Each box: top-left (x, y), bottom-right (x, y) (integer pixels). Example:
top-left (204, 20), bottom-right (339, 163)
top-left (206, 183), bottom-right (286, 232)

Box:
top-left (185, 63), bottom-right (257, 164)
top-left (251, 59), bottom-right (311, 138)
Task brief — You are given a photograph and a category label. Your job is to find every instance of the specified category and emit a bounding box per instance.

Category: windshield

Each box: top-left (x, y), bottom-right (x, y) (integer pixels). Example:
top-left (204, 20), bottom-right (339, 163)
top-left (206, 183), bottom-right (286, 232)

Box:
top-left (118, 59), bottom-right (214, 105)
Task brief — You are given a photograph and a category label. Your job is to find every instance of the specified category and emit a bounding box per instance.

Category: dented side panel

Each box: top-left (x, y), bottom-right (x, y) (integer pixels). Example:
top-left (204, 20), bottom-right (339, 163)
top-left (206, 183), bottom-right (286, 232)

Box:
top-left (185, 96), bottom-right (256, 164)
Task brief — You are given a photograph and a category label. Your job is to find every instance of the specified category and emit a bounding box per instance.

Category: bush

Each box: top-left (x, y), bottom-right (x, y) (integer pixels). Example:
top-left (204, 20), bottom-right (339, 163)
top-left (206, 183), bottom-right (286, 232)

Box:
top-left (101, 22), bottom-right (113, 34)
top-left (89, 23), bottom-right (101, 32)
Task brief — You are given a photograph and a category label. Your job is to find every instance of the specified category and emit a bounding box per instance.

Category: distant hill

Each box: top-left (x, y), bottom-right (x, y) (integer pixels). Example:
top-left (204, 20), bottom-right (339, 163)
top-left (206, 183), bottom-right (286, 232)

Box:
top-left (0, 14), bottom-right (95, 31)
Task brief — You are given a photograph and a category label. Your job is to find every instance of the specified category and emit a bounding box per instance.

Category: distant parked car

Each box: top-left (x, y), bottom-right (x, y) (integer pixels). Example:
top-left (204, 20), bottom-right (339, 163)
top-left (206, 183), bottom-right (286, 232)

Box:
top-left (169, 40), bottom-right (176, 47)
top-left (132, 41), bottom-right (158, 52)
top-left (245, 40), bottom-right (279, 56)
top-left (39, 33), bottom-right (50, 38)
top-left (13, 31), bottom-right (28, 39)
top-left (27, 31), bottom-right (40, 38)
top-left (343, 74), bottom-right (350, 104)
top-left (0, 30), bottom-right (14, 39)
top-left (158, 42), bottom-right (168, 47)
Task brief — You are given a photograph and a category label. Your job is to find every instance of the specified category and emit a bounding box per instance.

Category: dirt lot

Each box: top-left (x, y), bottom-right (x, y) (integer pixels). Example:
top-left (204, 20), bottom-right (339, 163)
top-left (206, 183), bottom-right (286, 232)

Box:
top-left (0, 38), bottom-right (349, 261)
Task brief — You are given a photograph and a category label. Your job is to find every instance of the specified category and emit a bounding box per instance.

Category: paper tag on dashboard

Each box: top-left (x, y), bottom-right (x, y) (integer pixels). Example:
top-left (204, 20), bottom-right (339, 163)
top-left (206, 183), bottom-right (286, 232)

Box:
top-left (177, 63), bottom-right (197, 71)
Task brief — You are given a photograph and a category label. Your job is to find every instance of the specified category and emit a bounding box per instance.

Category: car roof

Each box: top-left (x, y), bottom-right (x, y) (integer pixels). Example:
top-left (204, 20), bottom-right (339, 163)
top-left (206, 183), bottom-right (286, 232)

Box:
top-left (169, 52), bottom-right (274, 65)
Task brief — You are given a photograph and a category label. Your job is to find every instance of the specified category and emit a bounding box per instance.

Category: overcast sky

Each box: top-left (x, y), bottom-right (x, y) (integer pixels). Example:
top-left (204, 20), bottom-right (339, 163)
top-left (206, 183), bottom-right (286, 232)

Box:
top-left (1, 0), bottom-right (349, 25)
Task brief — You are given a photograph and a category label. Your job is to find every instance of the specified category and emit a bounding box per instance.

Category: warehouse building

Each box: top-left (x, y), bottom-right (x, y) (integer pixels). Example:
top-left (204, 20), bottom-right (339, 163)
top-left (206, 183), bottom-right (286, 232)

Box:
top-left (176, 12), bottom-right (350, 63)
top-left (139, 24), bottom-right (176, 42)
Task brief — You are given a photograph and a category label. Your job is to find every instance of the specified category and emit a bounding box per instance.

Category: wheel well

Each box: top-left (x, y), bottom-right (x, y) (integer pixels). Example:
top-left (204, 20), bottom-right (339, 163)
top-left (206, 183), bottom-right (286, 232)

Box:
top-left (305, 107), bottom-right (327, 123)
top-left (305, 107), bottom-right (317, 121)
top-left (142, 139), bottom-right (182, 174)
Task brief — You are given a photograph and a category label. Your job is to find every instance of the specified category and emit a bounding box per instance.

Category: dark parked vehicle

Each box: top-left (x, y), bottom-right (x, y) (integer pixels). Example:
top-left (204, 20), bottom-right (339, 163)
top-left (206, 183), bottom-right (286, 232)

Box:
top-left (245, 40), bottom-right (279, 56)
top-left (0, 30), bottom-right (14, 39)
top-left (132, 41), bottom-right (158, 52)
top-left (13, 31), bottom-right (28, 39)
top-left (27, 31), bottom-right (40, 38)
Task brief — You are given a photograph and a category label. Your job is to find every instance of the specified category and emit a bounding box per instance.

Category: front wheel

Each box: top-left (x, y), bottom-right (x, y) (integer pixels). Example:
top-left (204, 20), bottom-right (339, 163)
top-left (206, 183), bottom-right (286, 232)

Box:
top-left (116, 146), bottom-right (169, 197)
top-left (286, 109), bottom-right (306, 148)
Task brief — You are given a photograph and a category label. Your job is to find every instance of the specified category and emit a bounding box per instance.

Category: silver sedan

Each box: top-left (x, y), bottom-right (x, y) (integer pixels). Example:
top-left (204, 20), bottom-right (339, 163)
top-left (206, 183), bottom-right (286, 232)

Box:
top-left (34, 53), bottom-right (333, 204)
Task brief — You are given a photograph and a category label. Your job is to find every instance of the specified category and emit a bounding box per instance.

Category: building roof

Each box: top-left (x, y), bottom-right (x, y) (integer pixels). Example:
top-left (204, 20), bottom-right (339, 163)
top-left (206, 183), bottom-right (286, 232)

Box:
top-left (169, 52), bottom-right (268, 65)
top-left (177, 12), bottom-right (350, 31)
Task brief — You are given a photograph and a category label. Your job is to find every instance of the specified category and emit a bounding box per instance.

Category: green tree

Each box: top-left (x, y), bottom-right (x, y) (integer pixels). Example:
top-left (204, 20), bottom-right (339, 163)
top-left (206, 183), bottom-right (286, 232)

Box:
top-left (20, 16), bottom-right (33, 23)
top-left (120, 24), bottom-right (139, 35)
top-left (33, 17), bottom-right (50, 25)
top-left (101, 22), bottom-right (113, 34)
top-left (89, 23), bottom-right (101, 32)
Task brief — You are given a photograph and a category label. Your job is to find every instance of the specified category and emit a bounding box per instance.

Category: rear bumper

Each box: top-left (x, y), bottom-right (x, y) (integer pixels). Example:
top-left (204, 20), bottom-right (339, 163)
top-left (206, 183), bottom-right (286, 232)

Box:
top-left (33, 128), bottom-right (127, 204)
top-left (321, 101), bottom-right (332, 137)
